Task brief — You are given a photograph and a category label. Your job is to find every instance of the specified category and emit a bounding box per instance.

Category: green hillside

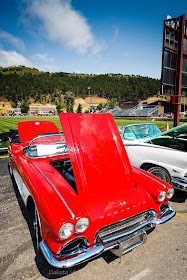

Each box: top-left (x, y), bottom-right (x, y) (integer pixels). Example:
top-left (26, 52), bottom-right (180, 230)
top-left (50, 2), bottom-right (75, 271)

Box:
top-left (0, 66), bottom-right (43, 75)
top-left (0, 66), bottom-right (160, 106)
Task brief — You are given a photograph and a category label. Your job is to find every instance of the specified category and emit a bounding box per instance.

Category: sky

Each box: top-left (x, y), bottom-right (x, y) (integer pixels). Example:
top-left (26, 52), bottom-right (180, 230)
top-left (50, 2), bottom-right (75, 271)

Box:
top-left (0, 0), bottom-right (186, 78)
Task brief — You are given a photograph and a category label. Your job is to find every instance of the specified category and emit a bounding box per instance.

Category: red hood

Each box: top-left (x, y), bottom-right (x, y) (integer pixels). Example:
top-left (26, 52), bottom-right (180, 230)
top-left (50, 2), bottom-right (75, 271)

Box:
top-left (18, 121), bottom-right (59, 142)
top-left (59, 113), bottom-right (136, 198)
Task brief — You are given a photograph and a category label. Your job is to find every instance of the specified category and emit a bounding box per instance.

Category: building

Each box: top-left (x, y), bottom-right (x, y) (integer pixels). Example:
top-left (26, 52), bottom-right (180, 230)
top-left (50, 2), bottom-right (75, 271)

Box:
top-left (139, 95), bottom-right (187, 114)
top-left (0, 108), bottom-right (8, 114)
top-left (29, 103), bottom-right (56, 114)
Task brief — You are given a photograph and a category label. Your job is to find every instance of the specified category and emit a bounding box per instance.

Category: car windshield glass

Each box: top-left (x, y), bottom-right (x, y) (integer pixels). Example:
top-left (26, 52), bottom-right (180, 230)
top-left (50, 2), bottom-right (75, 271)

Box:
top-left (144, 124), bottom-right (187, 143)
top-left (124, 124), bottom-right (161, 139)
top-left (118, 127), bottom-right (123, 136)
top-left (26, 133), bottom-right (68, 158)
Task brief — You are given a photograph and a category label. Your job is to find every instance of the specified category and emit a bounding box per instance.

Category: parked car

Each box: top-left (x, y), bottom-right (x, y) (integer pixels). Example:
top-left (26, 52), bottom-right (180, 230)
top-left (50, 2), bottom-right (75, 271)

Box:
top-left (7, 113), bottom-right (175, 268)
top-left (125, 124), bottom-right (187, 192)
top-left (118, 123), bottom-right (161, 144)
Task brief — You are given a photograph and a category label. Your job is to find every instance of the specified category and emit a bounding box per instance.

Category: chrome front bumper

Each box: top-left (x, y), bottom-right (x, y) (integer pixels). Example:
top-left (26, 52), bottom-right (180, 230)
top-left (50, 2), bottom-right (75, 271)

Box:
top-left (152, 204), bottom-right (176, 224)
top-left (40, 240), bottom-right (104, 268)
top-left (40, 205), bottom-right (176, 268)
top-left (172, 176), bottom-right (187, 192)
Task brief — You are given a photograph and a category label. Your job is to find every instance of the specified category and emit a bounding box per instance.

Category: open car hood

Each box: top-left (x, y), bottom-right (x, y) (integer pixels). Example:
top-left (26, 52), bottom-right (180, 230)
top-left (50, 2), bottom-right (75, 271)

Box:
top-left (59, 113), bottom-right (135, 198)
top-left (144, 123), bottom-right (187, 143)
top-left (18, 121), bottom-right (60, 142)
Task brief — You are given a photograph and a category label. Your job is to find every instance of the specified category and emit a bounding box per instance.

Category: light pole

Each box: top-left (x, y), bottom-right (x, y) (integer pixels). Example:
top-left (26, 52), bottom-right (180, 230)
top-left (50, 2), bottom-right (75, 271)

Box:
top-left (88, 87), bottom-right (91, 113)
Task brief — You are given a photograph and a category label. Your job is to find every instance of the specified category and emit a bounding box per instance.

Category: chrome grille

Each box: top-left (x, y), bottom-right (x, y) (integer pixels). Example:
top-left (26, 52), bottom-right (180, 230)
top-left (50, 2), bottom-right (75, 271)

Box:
top-left (95, 210), bottom-right (157, 245)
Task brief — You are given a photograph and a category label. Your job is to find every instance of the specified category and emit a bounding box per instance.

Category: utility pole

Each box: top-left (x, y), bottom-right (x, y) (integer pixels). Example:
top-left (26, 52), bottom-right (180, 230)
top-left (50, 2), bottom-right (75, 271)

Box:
top-left (88, 87), bottom-right (91, 113)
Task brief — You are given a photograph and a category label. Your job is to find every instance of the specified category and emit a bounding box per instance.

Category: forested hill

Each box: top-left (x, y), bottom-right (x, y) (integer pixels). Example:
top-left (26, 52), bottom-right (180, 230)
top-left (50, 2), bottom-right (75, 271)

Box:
top-left (0, 66), bottom-right (160, 103)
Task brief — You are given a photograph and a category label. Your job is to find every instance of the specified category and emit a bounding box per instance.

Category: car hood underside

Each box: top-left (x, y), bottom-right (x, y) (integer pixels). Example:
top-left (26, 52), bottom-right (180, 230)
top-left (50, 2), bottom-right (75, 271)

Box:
top-left (59, 113), bottom-right (136, 198)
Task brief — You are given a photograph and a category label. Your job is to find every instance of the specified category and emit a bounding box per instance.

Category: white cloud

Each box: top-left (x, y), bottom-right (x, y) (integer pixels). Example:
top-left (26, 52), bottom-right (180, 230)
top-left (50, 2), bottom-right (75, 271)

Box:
top-left (26, 0), bottom-right (101, 54)
top-left (0, 31), bottom-right (25, 50)
top-left (0, 50), bottom-right (32, 67)
top-left (30, 53), bottom-right (59, 71)
top-left (31, 53), bottom-right (54, 63)
top-left (0, 49), bottom-right (59, 72)
top-left (35, 63), bottom-right (59, 72)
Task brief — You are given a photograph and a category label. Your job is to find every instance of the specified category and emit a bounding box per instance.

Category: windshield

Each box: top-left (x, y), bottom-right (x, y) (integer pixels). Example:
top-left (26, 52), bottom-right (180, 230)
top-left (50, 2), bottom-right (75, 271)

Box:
top-left (144, 123), bottom-right (187, 142)
top-left (25, 133), bottom-right (68, 158)
top-left (146, 125), bottom-right (187, 152)
top-left (123, 124), bottom-right (161, 140)
top-left (118, 126), bottom-right (123, 136)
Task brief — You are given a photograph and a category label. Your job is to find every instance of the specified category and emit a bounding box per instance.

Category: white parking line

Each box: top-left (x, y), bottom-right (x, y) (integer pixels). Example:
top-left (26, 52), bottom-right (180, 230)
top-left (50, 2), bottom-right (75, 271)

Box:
top-left (129, 268), bottom-right (151, 280)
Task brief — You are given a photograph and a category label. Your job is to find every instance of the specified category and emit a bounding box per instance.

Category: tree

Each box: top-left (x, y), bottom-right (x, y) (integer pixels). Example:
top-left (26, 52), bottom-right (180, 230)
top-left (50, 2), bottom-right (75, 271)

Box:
top-left (56, 104), bottom-right (62, 114)
top-left (107, 98), bottom-right (118, 108)
top-left (76, 104), bottom-right (82, 113)
top-left (12, 102), bottom-right (17, 108)
top-left (64, 91), bottom-right (75, 112)
top-left (21, 102), bottom-right (29, 113)
top-left (97, 103), bottom-right (103, 111)
top-left (0, 67), bottom-right (160, 105)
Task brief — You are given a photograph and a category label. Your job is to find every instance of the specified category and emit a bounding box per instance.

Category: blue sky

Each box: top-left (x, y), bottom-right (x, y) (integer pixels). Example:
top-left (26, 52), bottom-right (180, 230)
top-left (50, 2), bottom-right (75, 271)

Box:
top-left (0, 0), bottom-right (186, 78)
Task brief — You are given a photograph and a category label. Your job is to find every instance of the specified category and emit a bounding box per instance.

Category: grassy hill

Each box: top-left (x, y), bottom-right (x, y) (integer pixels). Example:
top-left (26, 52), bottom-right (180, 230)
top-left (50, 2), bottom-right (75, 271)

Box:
top-left (0, 66), bottom-right (160, 110)
top-left (0, 66), bottom-right (43, 75)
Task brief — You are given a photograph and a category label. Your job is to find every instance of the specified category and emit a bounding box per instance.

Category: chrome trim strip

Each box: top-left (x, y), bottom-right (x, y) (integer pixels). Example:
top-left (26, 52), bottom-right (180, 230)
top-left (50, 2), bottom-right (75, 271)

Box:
top-left (32, 162), bottom-right (75, 220)
top-left (125, 143), bottom-right (178, 152)
top-left (124, 143), bottom-right (158, 147)
top-left (125, 144), bottom-right (184, 153)
top-left (132, 166), bottom-right (167, 189)
top-left (172, 176), bottom-right (187, 192)
top-left (40, 240), bottom-right (104, 268)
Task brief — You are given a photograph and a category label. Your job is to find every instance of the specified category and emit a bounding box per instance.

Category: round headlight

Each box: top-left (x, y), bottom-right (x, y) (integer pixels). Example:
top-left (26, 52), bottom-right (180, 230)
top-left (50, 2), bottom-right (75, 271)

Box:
top-left (58, 223), bottom-right (74, 240)
top-left (75, 217), bottom-right (89, 233)
top-left (158, 190), bottom-right (166, 202)
top-left (167, 188), bottom-right (174, 199)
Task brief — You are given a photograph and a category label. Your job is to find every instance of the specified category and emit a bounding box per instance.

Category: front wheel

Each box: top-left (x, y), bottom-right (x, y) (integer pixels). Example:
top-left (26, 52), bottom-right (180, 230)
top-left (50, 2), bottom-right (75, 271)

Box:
top-left (147, 166), bottom-right (172, 184)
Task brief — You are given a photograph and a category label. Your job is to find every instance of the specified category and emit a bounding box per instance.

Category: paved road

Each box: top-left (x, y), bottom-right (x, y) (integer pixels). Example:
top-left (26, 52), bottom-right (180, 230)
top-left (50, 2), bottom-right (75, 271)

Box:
top-left (0, 157), bottom-right (187, 280)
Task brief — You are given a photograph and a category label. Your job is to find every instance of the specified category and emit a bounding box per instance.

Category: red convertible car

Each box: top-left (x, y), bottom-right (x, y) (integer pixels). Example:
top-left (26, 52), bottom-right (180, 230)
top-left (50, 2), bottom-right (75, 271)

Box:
top-left (8, 113), bottom-right (175, 268)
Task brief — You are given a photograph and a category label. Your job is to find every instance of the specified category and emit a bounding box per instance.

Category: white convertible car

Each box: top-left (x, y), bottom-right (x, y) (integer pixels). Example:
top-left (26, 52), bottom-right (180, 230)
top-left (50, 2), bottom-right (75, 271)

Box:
top-left (118, 123), bottom-right (161, 143)
top-left (122, 123), bottom-right (187, 192)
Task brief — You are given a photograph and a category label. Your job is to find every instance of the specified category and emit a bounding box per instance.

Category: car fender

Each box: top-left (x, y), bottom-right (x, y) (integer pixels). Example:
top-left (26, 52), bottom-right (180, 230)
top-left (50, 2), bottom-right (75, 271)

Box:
top-left (125, 144), bottom-right (187, 178)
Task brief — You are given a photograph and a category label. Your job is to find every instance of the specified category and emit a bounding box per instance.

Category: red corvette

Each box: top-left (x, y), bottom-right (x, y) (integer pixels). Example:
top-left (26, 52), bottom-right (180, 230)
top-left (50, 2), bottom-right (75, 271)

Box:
top-left (8, 113), bottom-right (175, 268)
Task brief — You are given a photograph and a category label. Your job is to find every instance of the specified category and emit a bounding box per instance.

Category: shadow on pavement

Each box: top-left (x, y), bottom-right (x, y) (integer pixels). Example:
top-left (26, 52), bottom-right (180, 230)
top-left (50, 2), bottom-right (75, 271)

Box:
top-left (10, 166), bottom-right (119, 278)
top-left (171, 189), bottom-right (187, 203)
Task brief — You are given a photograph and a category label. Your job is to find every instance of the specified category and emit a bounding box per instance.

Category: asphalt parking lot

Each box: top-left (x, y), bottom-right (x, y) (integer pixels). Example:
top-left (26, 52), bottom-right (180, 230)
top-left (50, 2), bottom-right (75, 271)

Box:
top-left (0, 157), bottom-right (187, 280)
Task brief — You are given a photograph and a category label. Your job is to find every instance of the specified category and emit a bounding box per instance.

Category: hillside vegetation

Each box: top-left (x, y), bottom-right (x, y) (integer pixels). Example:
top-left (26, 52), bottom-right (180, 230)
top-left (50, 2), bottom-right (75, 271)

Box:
top-left (0, 66), bottom-right (160, 105)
